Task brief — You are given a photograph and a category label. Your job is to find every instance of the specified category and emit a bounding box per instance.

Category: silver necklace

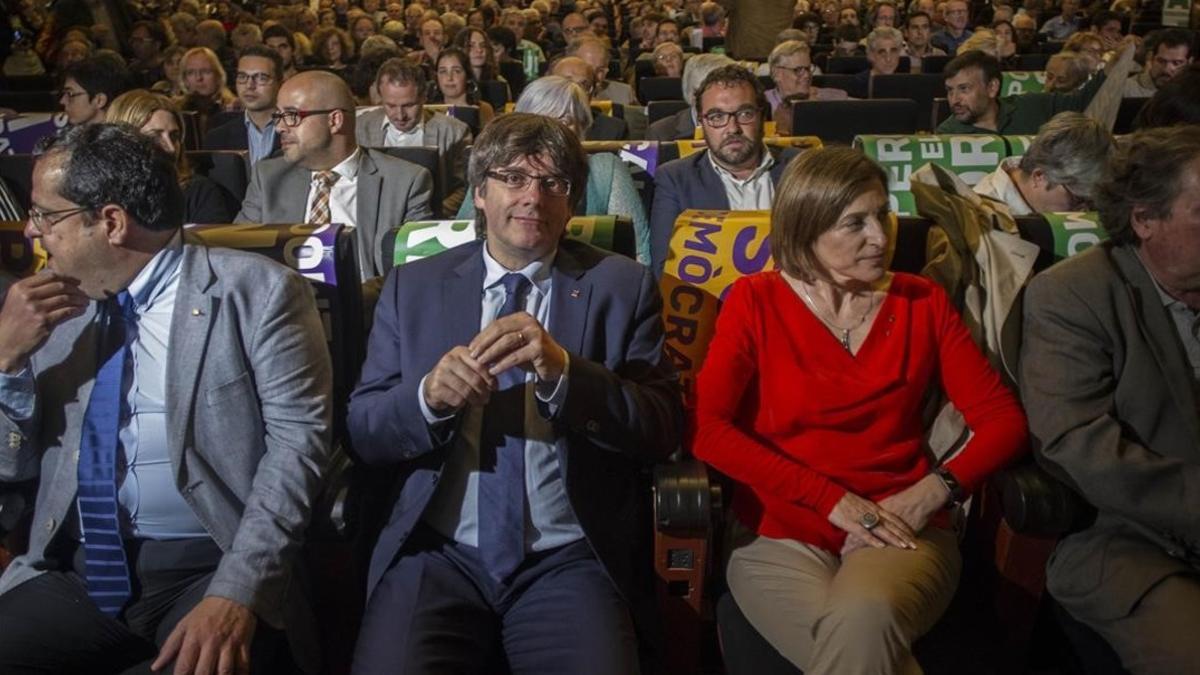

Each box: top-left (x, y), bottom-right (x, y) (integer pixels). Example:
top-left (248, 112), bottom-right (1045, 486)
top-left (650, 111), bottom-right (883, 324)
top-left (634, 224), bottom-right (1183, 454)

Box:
top-left (799, 282), bottom-right (878, 352)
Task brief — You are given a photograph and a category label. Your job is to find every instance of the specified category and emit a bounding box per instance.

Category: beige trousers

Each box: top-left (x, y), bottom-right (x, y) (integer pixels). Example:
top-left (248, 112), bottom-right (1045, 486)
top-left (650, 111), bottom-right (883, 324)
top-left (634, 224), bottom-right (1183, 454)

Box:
top-left (725, 520), bottom-right (962, 675)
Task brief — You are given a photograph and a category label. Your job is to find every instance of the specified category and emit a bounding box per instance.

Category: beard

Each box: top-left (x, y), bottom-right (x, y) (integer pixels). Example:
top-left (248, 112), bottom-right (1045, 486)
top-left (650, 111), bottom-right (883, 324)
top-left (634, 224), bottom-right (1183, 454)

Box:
top-left (710, 134), bottom-right (760, 167)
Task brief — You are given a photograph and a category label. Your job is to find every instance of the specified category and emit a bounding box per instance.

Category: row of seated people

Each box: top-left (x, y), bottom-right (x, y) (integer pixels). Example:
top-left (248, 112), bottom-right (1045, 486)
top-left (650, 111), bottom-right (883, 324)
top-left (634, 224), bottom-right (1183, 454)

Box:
top-left (1, 104), bottom-right (1197, 675)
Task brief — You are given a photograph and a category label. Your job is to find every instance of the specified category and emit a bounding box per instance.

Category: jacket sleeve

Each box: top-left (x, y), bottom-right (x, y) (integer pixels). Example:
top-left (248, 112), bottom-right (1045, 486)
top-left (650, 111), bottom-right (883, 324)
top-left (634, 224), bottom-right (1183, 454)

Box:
top-left (692, 278), bottom-right (848, 516)
top-left (234, 161), bottom-right (264, 224)
top-left (929, 282), bottom-right (1029, 493)
top-left (347, 268), bottom-right (456, 466)
top-left (1020, 272), bottom-right (1200, 548)
top-left (204, 270), bottom-right (334, 626)
top-left (401, 164), bottom-right (435, 225)
top-left (0, 368), bottom-right (40, 482)
top-left (551, 263), bottom-right (683, 463)
top-left (648, 163), bottom-right (683, 278)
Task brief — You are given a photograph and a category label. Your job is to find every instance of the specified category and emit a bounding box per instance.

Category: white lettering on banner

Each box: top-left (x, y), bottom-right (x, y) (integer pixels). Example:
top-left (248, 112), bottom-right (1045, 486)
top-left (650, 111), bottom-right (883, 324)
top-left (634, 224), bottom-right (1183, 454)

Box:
top-left (1060, 214), bottom-right (1102, 255)
top-left (403, 221), bottom-right (475, 262)
top-left (618, 142), bottom-right (651, 172)
top-left (918, 139), bottom-right (945, 160)
top-left (877, 137), bottom-right (913, 162)
top-left (284, 236), bottom-right (323, 272)
top-left (950, 137), bottom-right (1000, 166)
top-left (888, 164), bottom-right (913, 191)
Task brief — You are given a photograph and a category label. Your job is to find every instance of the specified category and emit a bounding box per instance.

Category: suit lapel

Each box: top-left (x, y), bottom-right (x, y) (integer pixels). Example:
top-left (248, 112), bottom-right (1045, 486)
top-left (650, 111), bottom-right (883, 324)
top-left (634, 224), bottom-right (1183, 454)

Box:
top-left (1113, 246), bottom-right (1200, 444)
top-left (444, 243), bottom-right (485, 348)
top-left (694, 152), bottom-right (732, 210)
top-left (165, 241), bottom-right (218, 486)
top-left (549, 243), bottom-right (591, 363)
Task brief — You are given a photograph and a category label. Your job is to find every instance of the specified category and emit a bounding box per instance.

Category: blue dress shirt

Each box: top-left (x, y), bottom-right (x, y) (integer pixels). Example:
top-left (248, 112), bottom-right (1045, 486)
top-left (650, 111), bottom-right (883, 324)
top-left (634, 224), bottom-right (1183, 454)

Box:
top-left (243, 113), bottom-right (278, 166)
top-left (418, 243), bottom-right (585, 552)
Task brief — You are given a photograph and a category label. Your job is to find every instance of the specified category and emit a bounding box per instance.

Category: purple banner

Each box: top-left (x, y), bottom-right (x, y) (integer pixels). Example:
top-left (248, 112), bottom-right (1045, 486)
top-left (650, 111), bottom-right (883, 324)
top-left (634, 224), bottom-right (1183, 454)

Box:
top-left (0, 113), bottom-right (68, 155)
top-left (618, 142), bottom-right (660, 178)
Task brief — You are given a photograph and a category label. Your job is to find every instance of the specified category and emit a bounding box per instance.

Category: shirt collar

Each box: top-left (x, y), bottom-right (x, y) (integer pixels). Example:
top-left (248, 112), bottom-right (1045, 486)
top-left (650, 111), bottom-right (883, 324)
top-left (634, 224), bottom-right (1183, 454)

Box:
top-left (481, 240), bottom-right (556, 295)
top-left (125, 229), bottom-right (183, 312)
top-left (320, 147), bottom-right (363, 182)
top-left (707, 146), bottom-right (775, 184)
top-left (383, 114), bottom-right (425, 137)
top-left (243, 112), bottom-right (276, 134)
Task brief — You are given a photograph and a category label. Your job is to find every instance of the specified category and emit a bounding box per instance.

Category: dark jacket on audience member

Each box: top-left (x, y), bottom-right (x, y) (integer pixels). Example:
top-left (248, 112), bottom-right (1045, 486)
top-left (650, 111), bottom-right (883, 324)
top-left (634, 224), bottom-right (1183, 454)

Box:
top-left (586, 113), bottom-right (630, 142)
top-left (649, 146), bottom-right (794, 276)
top-left (183, 174), bottom-right (238, 224)
top-left (202, 116), bottom-right (282, 158)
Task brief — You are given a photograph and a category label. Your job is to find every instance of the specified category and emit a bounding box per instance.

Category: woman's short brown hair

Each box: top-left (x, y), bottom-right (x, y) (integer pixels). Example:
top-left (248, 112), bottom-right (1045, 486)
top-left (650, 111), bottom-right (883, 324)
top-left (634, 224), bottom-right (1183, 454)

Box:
top-left (770, 146), bottom-right (888, 279)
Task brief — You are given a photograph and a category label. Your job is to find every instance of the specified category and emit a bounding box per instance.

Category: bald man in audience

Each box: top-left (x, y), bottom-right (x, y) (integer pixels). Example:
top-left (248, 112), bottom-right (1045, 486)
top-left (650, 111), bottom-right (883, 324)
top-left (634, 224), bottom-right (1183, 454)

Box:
top-left (236, 71), bottom-right (434, 280)
top-left (549, 57), bottom-right (630, 141)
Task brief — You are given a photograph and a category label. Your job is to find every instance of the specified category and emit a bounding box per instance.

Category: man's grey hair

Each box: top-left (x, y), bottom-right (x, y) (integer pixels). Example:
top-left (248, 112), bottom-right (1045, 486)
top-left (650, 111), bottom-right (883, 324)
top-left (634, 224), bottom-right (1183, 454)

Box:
top-left (775, 28), bottom-right (808, 45)
top-left (564, 35), bottom-right (609, 58)
top-left (682, 53), bottom-right (734, 105)
top-left (515, 75), bottom-right (594, 136)
top-left (769, 39), bottom-right (811, 68)
top-left (1018, 112), bottom-right (1115, 202)
top-left (231, 23), bottom-right (263, 44)
top-left (1095, 125), bottom-right (1200, 245)
top-left (866, 26), bottom-right (904, 52)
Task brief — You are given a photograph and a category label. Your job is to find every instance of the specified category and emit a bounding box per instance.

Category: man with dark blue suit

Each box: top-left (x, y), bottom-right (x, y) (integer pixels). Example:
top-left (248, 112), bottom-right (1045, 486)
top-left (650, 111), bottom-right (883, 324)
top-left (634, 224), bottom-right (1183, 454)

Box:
top-left (347, 113), bottom-right (682, 674)
top-left (649, 65), bottom-right (795, 277)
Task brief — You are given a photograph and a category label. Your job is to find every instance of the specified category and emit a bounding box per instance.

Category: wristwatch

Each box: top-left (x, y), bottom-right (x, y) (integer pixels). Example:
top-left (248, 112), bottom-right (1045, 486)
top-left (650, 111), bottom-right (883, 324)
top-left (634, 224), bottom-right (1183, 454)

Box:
top-left (933, 466), bottom-right (965, 508)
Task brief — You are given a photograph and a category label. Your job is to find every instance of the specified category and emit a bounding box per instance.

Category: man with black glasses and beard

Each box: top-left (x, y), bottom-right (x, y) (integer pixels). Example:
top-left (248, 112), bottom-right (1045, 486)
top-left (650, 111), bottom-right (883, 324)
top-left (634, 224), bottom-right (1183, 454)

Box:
top-left (648, 64), bottom-right (795, 277)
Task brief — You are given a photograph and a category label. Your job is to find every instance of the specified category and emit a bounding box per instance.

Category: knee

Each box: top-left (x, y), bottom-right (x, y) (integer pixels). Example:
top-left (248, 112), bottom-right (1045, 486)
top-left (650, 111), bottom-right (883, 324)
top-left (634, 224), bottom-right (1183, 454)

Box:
top-left (815, 591), bottom-right (907, 643)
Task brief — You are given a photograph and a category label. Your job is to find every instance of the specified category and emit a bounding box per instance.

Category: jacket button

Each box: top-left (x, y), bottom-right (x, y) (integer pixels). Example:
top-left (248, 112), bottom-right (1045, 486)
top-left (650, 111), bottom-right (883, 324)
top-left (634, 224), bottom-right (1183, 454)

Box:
top-left (7, 432), bottom-right (20, 449)
top-left (45, 518), bottom-right (55, 532)
top-left (585, 420), bottom-right (600, 433)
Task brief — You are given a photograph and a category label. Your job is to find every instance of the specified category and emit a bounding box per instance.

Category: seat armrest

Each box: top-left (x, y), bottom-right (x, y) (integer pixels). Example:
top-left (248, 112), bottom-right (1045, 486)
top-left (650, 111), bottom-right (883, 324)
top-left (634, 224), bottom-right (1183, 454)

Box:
top-left (994, 459), bottom-right (1091, 537)
top-left (308, 445), bottom-right (358, 542)
top-left (654, 458), bottom-right (722, 533)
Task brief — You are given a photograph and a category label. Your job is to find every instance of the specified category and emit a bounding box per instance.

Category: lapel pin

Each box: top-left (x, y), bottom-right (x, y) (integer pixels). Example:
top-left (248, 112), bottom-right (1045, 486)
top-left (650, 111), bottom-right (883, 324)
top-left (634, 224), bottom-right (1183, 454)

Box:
top-left (569, 289), bottom-right (581, 299)
top-left (191, 308), bottom-right (204, 316)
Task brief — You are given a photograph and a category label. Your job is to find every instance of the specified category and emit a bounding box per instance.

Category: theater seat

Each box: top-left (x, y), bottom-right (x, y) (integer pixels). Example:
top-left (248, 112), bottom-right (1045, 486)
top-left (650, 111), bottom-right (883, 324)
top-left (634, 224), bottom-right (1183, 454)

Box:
top-left (0, 155), bottom-right (34, 212)
top-left (648, 99), bottom-right (690, 125)
top-left (790, 99), bottom-right (920, 144)
top-left (369, 145), bottom-right (445, 218)
top-left (186, 150), bottom-right (250, 203)
top-left (639, 76), bottom-right (684, 103)
top-left (582, 140), bottom-right (662, 221)
top-left (424, 103), bottom-right (481, 134)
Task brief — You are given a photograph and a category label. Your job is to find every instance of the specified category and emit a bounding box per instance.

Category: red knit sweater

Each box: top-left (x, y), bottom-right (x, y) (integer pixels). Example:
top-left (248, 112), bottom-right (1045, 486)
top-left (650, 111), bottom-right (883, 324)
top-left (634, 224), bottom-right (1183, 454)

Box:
top-left (693, 271), bottom-right (1028, 553)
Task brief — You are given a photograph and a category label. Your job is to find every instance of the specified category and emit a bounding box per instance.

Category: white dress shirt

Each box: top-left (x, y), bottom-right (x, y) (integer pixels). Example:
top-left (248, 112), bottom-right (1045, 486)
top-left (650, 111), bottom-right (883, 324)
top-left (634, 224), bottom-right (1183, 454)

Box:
top-left (383, 117), bottom-right (426, 148)
top-left (708, 148), bottom-right (776, 211)
top-left (303, 148), bottom-right (363, 227)
top-left (418, 243), bottom-right (583, 553)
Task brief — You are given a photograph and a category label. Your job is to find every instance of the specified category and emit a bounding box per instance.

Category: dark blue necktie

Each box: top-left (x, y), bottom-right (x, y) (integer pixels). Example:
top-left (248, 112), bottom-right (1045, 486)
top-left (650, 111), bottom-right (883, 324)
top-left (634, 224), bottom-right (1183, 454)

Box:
top-left (478, 272), bottom-right (531, 583)
top-left (77, 292), bottom-right (133, 617)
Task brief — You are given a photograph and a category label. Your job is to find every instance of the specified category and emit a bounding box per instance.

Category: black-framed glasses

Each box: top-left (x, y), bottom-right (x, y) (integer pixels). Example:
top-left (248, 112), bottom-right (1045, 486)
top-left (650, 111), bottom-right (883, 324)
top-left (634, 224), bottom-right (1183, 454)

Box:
top-left (485, 170), bottom-right (572, 197)
top-left (701, 107), bottom-right (761, 128)
top-left (270, 108), bottom-right (344, 127)
top-left (27, 205), bottom-right (91, 234)
top-left (236, 72), bottom-right (275, 86)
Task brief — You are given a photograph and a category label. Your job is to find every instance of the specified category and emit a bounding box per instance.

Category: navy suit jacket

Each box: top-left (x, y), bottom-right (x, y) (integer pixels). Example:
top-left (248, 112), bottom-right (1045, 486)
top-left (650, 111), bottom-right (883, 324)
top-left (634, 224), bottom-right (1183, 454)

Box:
top-left (347, 238), bottom-right (682, 636)
top-left (649, 147), bottom-right (793, 276)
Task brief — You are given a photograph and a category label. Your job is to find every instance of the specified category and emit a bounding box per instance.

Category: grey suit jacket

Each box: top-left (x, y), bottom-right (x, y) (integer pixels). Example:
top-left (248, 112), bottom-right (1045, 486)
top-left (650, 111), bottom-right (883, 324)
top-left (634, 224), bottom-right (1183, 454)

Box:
top-left (0, 239), bottom-right (333, 672)
top-left (646, 108), bottom-right (696, 142)
top-left (1021, 242), bottom-right (1200, 623)
top-left (356, 107), bottom-right (473, 208)
top-left (235, 147), bottom-right (435, 279)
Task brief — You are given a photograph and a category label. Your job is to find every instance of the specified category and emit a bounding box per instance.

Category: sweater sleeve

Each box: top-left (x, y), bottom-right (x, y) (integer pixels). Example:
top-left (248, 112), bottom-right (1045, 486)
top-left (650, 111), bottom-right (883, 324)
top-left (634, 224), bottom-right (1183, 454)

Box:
top-left (930, 282), bottom-right (1029, 493)
top-left (603, 157), bottom-right (652, 267)
top-left (692, 277), bottom-right (847, 516)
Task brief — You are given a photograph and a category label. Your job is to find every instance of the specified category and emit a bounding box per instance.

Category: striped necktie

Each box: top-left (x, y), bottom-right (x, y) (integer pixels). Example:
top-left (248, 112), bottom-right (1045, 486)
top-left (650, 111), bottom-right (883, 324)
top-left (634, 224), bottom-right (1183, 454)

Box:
top-left (478, 272), bottom-right (531, 583)
top-left (307, 170), bottom-right (340, 225)
top-left (77, 292), bottom-right (134, 617)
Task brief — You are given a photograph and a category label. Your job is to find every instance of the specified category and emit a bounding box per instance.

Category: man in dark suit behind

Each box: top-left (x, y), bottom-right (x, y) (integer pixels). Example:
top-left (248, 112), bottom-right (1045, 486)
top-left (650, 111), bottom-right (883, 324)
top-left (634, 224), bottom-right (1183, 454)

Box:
top-left (202, 45), bottom-right (284, 165)
top-left (650, 65), bottom-right (794, 276)
top-left (1021, 125), bottom-right (1200, 673)
top-left (347, 113), bottom-right (682, 674)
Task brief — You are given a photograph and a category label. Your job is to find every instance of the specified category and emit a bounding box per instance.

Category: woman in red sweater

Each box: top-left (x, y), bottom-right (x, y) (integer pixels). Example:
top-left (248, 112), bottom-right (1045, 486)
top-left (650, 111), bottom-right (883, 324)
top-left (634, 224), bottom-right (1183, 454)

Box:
top-left (693, 147), bottom-right (1028, 674)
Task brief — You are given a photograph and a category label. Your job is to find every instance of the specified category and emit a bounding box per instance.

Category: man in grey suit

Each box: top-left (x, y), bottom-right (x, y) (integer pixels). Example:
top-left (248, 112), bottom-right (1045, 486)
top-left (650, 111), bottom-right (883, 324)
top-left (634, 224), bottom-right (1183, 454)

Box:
top-left (1021, 125), bottom-right (1200, 673)
top-left (237, 70), bottom-right (434, 280)
top-left (356, 59), bottom-right (473, 216)
top-left (0, 124), bottom-right (332, 673)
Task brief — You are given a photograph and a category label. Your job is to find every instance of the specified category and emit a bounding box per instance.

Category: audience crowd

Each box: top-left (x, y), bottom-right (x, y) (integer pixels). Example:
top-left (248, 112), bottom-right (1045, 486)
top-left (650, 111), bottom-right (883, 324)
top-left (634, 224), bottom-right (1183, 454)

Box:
top-left (0, 0), bottom-right (1198, 672)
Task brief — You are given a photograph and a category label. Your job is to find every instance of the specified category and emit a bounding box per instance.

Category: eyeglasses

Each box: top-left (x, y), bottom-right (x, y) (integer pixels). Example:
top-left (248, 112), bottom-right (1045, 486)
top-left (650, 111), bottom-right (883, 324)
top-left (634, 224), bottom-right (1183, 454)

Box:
top-left (563, 25), bottom-right (591, 36)
top-left (236, 72), bottom-right (275, 86)
top-left (27, 205), bottom-right (91, 234)
top-left (270, 108), bottom-right (343, 127)
top-left (485, 170), bottom-right (572, 197)
top-left (773, 64), bottom-right (813, 77)
top-left (701, 107), bottom-right (760, 128)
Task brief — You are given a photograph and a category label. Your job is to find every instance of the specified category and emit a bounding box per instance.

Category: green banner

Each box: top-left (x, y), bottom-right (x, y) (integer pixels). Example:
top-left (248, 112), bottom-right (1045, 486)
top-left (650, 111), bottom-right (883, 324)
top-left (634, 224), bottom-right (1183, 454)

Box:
top-left (1042, 211), bottom-right (1108, 258)
top-left (1001, 71), bottom-right (1046, 96)
top-left (856, 134), bottom-right (1009, 215)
